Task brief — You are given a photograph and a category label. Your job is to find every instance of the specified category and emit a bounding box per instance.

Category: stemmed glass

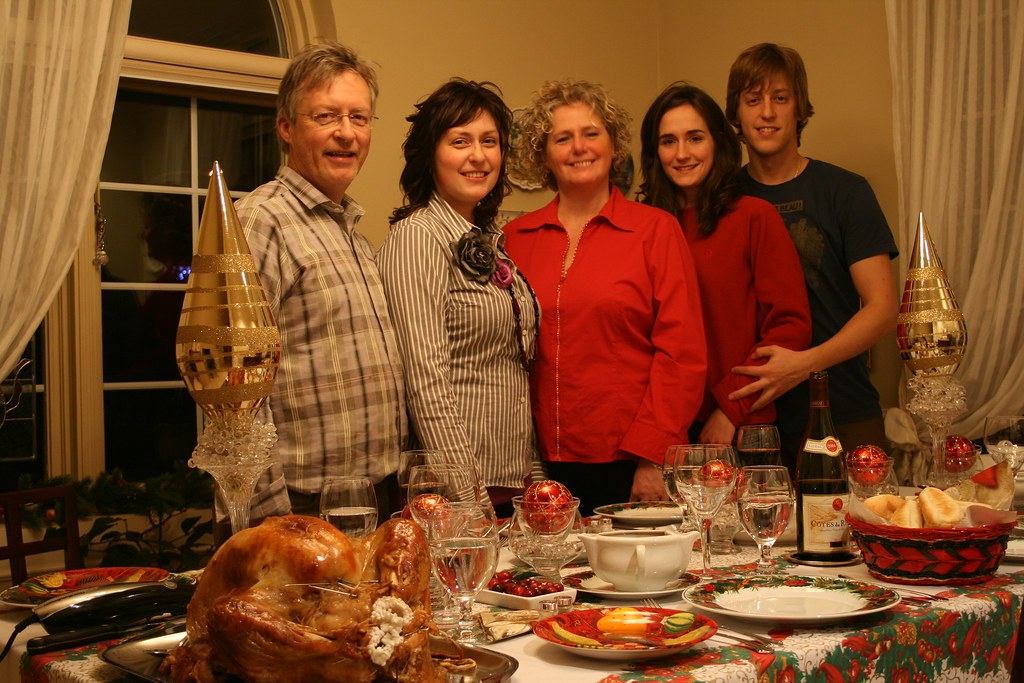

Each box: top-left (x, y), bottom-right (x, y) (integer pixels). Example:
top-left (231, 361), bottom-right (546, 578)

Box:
top-left (983, 416), bottom-right (1024, 476)
top-left (663, 446), bottom-right (695, 532)
top-left (735, 424), bottom-right (782, 466)
top-left (426, 500), bottom-right (500, 644)
top-left (672, 444), bottom-right (738, 576)
top-left (508, 496), bottom-right (582, 581)
top-left (397, 449), bottom-right (449, 508)
top-left (319, 476), bottom-right (378, 538)
top-left (737, 465), bottom-right (794, 574)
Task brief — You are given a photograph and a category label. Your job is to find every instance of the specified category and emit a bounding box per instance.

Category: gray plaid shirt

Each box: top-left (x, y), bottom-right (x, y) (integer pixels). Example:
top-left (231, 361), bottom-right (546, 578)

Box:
top-left (237, 166), bottom-right (408, 518)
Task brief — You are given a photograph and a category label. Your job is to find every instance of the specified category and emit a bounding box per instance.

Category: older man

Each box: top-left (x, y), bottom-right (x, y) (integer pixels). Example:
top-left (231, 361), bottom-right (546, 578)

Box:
top-left (237, 42), bottom-right (408, 522)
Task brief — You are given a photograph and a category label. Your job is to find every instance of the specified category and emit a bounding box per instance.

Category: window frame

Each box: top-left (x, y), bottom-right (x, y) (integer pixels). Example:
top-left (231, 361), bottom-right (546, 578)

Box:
top-left (43, 8), bottom-right (329, 481)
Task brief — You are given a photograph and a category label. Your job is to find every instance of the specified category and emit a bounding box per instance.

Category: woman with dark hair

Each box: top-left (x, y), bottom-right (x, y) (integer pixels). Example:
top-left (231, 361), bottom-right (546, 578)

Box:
top-left (378, 78), bottom-right (539, 516)
top-left (503, 79), bottom-right (706, 516)
top-left (639, 82), bottom-right (811, 447)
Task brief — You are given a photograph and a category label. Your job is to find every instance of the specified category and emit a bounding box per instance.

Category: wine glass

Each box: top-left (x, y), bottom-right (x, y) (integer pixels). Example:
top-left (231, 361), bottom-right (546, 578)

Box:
top-left (672, 444), bottom-right (738, 576)
top-left (663, 446), bottom-right (696, 532)
top-left (407, 462), bottom-right (487, 508)
top-left (737, 465), bottom-right (794, 574)
top-left (983, 416), bottom-right (1024, 476)
top-left (426, 500), bottom-right (500, 644)
top-left (508, 496), bottom-right (582, 581)
top-left (397, 449), bottom-right (449, 508)
top-left (319, 476), bottom-right (378, 538)
top-left (735, 424), bottom-right (782, 466)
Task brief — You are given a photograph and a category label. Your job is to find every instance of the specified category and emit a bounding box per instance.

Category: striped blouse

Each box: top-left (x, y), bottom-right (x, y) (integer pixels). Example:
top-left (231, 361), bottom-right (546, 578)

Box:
top-left (378, 195), bottom-right (539, 490)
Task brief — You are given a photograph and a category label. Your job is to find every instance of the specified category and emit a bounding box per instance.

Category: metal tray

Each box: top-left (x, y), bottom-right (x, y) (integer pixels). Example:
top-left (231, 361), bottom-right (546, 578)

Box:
top-left (101, 621), bottom-right (518, 682)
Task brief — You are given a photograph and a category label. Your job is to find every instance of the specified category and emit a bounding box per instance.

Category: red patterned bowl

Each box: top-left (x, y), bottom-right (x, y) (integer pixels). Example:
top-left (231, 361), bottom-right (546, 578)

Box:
top-left (847, 514), bottom-right (1015, 585)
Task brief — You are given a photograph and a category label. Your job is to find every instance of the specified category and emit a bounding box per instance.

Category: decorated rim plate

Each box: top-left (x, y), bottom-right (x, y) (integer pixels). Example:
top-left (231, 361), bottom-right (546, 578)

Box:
top-left (592, 502), bottom-right (685, 527)
top-left (1004, 538), bottom-right (1024, 562)
top-left (102, 621), bottom-right (519, 682)
top-left (533, 607), bottom-right (716, 661)
top-left (0, 567), bottom-right (171, 607)
top-left (683, 574), bottom-right (900, 625)
top-left (562, 568), bottom-right (699, 600)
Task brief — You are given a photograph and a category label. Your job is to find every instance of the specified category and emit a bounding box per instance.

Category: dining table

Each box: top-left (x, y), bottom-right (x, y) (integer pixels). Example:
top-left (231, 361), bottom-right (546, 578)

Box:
top-left (1, 523), bottom-right (1023, 682)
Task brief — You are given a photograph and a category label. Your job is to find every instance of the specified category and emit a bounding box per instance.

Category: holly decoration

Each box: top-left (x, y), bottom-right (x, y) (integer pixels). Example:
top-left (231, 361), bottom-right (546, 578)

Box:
top-left (945, 434), bottom-right (977, 473)
top-left (698, 459), bottom-right (736, 487)
top-left (846, 444), bottom-right (891, 487)
top-left (520, 480), bottom-right (576, 533)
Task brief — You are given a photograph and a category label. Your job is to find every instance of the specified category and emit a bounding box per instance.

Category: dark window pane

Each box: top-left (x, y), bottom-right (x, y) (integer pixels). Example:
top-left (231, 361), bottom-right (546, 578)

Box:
top-left (128, 0), bottom-right (285, 57)
top-left (0, 331), bottom-right (46, 489)
top-left (104, 389), bottom-right (198, 479)
top-left (101, 191), bottom-right (193, 285)
top-left (198, 100), bottom-right (280, 191)
top-left (102, 288), bottom-right (184, 383)
top-left (103, 90), bottom-right (190, 186)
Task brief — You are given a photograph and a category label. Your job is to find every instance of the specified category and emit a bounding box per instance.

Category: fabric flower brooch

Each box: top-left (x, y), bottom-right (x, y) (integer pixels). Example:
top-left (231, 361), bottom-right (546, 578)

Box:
top-left (452, 227), bottom-right (514, 289)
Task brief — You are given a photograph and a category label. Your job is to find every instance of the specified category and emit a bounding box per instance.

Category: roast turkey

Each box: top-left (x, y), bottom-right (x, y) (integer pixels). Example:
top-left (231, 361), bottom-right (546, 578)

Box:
top-left (162, 515), bottom-right (443, 682)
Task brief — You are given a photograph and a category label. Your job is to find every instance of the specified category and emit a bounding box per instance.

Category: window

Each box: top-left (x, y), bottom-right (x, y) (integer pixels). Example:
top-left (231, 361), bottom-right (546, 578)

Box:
top-left (98, 87), bottom-right (279, 479)
top-left (0, 0), bottom-right (332, 487)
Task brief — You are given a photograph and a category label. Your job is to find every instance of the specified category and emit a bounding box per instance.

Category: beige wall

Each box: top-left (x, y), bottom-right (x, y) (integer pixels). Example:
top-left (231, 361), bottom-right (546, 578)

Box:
top-left (326, 0), bottom-right (902, 410)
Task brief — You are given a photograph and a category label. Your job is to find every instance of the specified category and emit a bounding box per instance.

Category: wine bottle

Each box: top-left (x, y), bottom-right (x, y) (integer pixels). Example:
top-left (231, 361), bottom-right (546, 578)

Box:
top-left (795, 371), bottom-right (854, 561)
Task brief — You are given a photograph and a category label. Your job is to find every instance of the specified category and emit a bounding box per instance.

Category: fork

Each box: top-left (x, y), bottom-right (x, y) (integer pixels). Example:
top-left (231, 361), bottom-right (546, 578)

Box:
top-left (640, 598), bottom-right (774, 654)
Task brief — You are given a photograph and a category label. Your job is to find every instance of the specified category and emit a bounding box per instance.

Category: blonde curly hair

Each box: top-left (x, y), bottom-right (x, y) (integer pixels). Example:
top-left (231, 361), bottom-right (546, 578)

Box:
top-left (510, 79), bottom-right (632, 191)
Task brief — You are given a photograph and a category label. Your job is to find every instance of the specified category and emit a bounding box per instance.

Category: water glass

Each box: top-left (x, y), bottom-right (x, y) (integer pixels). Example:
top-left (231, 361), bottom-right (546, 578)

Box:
top-left (709, 501), bottom-right (741, 554)
top-left (662, 446), bottom-right (696, 532)
top-left (319, 476), bottom-right (378, 538)
top-left (426, 500), bottom-right (500, 644)
top-left (737, 465), bottom-right (794, 574)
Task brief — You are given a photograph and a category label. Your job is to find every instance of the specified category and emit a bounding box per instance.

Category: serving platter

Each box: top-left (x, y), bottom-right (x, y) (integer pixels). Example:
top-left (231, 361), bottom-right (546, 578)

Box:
top-left (562, 568), bottom-right (699, 600)
top-left (101, 621), bottom-right (519, 682)
top-left (532, 607), bottom-right (716, 661)
top-left (682, 574), bottom-right (900, 625)
top-left (0, 567), bottom-right (170, 607)
top-left (592, 501), bottom-right (686, 528)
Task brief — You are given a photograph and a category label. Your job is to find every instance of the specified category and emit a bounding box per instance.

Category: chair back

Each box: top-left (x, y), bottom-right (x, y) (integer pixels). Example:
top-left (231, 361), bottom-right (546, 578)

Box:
top-left (0, 483), bottom-right (83, 585)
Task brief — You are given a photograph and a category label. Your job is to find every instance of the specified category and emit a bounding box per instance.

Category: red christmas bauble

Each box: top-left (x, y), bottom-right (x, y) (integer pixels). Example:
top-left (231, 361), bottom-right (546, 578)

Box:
top-left (524, 479), bottom-right (573, 505)
top-left (520, 480), bottom-right (576, 533)
top-left (945, 434), bottom-right (977, 473)
top-left (403, 493), bottom-right (449, 522)
top-left (698, 459), bottom-right (736, 487)
top-left (846, 444), bottom-right (891, 487)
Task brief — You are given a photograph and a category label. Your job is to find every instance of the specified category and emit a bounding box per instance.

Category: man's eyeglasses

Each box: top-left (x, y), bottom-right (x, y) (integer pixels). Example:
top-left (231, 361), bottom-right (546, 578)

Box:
top-left (299, 112), bottom-right (377, 129)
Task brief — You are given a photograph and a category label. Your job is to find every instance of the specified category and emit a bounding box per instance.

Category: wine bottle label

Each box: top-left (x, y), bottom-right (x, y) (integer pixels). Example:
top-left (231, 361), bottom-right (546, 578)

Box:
top-left (803, 436), bottom-right (843, 457)
top-left (800, 493), bottom-right (851, 554)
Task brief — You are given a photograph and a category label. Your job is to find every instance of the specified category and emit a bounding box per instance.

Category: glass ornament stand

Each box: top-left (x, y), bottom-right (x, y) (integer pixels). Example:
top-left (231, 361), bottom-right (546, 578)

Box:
top-left (905, 375), bottom-right (967, 489)
top-left (188, 414), bottom-right (277, 535)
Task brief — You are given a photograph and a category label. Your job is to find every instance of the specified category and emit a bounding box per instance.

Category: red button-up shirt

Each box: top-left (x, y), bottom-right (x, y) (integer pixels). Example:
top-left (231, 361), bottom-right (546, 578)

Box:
top-left (504, 187), bottom-right (706, 466)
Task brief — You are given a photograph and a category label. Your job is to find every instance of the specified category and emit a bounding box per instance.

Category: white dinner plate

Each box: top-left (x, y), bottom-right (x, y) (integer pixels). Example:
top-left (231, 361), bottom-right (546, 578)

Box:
top-left (562, 568), bottom-right (699, 600)
top-left (1003, 538), bottom-right (1024, 563)
top-left (682, 574), bottom-right (900, 625)
top-left (592, 502), bottom-right (685, 528)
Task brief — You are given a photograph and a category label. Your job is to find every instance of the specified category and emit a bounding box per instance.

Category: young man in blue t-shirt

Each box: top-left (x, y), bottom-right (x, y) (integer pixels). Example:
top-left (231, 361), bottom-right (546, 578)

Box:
top-left (724, 43), bottom-right (899, 472)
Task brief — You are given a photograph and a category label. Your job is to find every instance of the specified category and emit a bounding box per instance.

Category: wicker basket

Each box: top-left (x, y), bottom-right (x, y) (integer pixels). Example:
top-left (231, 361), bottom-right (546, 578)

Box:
top-left (847, 514), bottom-right (1015, 585)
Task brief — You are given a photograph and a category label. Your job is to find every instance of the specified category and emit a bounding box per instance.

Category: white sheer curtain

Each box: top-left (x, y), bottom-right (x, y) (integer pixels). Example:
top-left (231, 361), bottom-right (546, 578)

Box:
top-left (0, 0), bottom-right (131, 379)
top-left (887, 0), bottom-right (1024, 438)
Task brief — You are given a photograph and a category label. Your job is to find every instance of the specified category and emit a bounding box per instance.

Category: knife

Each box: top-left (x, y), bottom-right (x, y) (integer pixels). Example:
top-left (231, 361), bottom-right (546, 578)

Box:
top-left (25, 617), bottom-right (185, 655)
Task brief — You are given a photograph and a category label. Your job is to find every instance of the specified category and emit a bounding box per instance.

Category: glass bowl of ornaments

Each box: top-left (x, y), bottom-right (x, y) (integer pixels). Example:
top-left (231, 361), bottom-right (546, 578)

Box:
top-left (507, 480), bottom-right (583, 582)
top-left (846, 445), bottom-right (899, 500)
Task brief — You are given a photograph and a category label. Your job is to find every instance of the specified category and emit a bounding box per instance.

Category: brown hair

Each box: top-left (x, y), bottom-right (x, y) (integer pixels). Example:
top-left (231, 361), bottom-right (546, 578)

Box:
top-left (726, 43), bottom-right (814, 144)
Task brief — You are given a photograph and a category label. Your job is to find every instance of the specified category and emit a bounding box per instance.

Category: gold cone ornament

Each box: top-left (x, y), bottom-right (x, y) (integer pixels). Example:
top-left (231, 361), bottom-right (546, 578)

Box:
top-left (176, 161), bottom-right (280, 423)
top-left (896, 213), bottom-right (968, 488)
top-left (896, 213), bottom-right (968, 376)
top-left (175, 161), bottom-right (280, 535)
